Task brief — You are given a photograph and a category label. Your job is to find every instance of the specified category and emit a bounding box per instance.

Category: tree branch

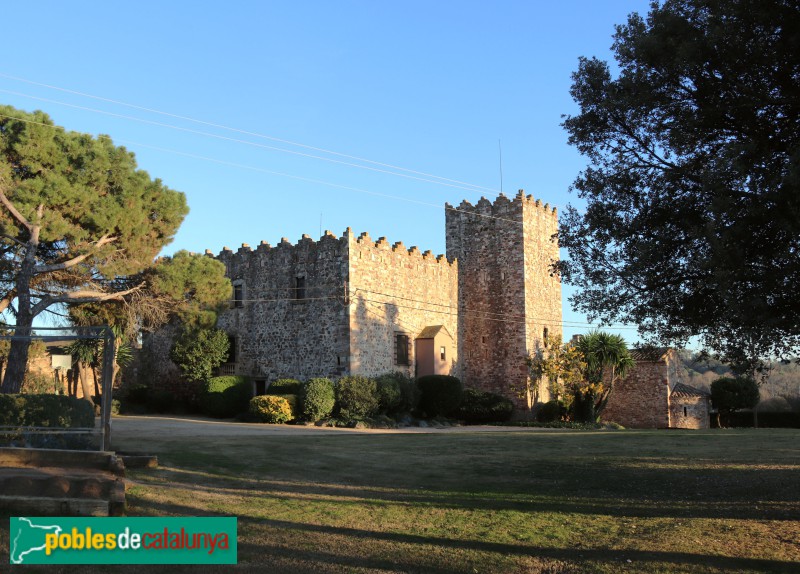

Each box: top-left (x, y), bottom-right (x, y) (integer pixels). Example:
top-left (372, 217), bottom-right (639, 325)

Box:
top-left (0, 189), bottom-right (32, 232)
top-left (33, 234), bottom-right (117, 274)
top-left (32, 282), bottom-right (146, 316)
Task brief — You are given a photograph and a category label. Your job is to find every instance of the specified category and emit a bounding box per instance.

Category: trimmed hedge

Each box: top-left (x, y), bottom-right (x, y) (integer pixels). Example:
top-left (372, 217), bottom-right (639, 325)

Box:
top-left (416, 375), bottom-right (463, 417)
top-left (268, 378), bottom-right (302, 395)
top-left (456, 388), bottom-right (514, 423)
top-left (199, 376), bottom-right (252, 418)
top-left (249, 395), bottom-right (292, 423)
top-left (336, 376), bottom-right (380, 420)
top-left (0, 394), bottom-right (95, 428)
top-left (300, 378), bottom-right (335, 421)
top-left (375, 372), bottom-right (417, 414)
top-left (0, 394), bottom-right (95, 449)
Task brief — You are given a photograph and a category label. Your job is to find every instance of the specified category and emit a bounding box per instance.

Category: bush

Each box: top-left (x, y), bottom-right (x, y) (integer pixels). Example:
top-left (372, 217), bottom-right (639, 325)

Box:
top-left (0, 394), bottom-right (95, 428)
top-left (336, 376), bottom-right (380, 420)
top-left (21, 371), bottom-right (58, 394)
top-left (249, 395), bottom-right (292, 423)
top-left (0, 394), bottom-right (95, 449)
top-left (375, 372), bottom-right (417, 414)
top-left (300, 378), bottom-right (336, 421)
top-left (456, 388), bottom-right (514, 423)
top-left (199, 376), bottom-right (252, 418)
top-left (268, 378), bottom-right (302, 395)
top-left (537, 400), bottom-right (567, 423)
top-left (375, 376), bottom-right (401, 414)
top-left (416, 375), bottom-right (463, 418)
top-left (275, 393), bottom-right (298, 420)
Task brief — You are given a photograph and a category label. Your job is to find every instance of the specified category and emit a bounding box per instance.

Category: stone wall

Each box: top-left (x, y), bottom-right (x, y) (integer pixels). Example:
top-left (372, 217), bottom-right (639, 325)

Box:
top-left (602, 359), bottom-right (672, 428)
top-left (669, 396), bottom-right (710, 429)
top-left (215, 231), bottom-right (351, 383)
top-left (347, 232), bottom-right (458, 378)
top-left (445, 191), bottom-right (562, 410)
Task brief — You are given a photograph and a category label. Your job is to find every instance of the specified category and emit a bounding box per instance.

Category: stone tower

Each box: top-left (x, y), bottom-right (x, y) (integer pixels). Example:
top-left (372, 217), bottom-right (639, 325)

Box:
top-left (445, 190), bottom-right (562, 410)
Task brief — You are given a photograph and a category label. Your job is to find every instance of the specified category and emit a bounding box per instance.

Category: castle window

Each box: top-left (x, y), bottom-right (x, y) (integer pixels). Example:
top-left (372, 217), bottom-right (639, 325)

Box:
top-left (395, 333), bottom-right (410, 366)
top-left (440, 346), bottom-right (446, 361)
top-left (232, 282), bottom-right (243, 308)
top-left (683, 406), bottom-right (688, 417)
top-left (543, 327), bottom-right (549, 346)
top-left (226, 334), bottom-right (237, 363)
top-left (294, 276), bottom-right (306, 300)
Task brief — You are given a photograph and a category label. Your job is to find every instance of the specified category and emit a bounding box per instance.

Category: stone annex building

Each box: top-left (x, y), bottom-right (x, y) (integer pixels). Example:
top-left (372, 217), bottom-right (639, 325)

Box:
top-left (210, 191), bottom-right (562, 410)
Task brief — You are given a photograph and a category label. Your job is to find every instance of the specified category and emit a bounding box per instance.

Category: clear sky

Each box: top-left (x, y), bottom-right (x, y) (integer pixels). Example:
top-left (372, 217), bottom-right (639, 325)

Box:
top-left (1, 0), bottom-right (652, 341)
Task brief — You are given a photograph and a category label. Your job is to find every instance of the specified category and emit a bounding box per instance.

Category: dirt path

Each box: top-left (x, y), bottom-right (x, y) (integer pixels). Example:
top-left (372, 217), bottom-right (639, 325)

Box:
top-left (110, 414), bottom-right (554, 442)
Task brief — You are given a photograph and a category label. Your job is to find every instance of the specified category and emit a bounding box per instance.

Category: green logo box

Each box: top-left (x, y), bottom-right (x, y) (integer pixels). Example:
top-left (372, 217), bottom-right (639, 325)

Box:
top-left (10, 516), bottom-right (237, 564)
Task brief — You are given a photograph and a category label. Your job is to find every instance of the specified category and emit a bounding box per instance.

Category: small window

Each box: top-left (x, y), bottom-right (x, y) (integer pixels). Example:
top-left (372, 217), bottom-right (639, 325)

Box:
top-left (543, 327), bottom-right (549, 347)
top-left (683, 406), bottom-right (688, 417)
top-left (440, 346), bottom-right (446, 361)
top-left (232, 283), bottom-right (243, 308)
top-left (396, 334), bottom-right (410, 366)
top-left (226, 335), bottom-right (237, 363)
top-left (295, 276), bottom-right (306, 300)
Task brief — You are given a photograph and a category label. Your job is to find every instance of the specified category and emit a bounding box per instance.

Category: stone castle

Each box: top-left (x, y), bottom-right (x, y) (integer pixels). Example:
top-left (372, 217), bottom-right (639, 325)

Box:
top-left (208, 190), bottom-right (562, 411)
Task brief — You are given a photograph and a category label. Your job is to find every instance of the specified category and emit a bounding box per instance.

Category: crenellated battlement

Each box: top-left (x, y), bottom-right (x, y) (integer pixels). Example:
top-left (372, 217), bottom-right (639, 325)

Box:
top-left (211, 229), bottom-right (349, 261)
top-left (444, 189), bottom-right (557, 218)
top-left (352, 229), bottom-right (455, 267)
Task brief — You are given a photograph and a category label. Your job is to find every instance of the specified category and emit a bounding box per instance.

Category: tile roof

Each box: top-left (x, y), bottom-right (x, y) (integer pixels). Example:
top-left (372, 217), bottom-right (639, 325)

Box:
top-left (630, 347), bottom-right (670, 362)
top-left (416, 325), bottom-right (449, 339)
top-left (671, 382), bottom-right (711, 398)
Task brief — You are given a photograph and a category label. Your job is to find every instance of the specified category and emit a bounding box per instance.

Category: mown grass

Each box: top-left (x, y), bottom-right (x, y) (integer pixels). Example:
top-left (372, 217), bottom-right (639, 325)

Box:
top-left (2, 426), bottom-right (799, 573)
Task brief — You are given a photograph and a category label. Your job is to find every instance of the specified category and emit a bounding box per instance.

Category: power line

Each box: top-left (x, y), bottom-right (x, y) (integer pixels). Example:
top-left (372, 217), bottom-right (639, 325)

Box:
top-left (0, 72), bottom-right (502, 195)
top-left (0, 87), bottom-right (501, 197)
top-left (0, 112), bottom-right (526, 228)
top-left (225, 287), bottom-right (637, 331)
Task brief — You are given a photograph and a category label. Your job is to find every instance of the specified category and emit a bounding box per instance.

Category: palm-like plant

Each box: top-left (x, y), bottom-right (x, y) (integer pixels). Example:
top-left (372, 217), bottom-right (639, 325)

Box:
top-left (575, 331), bottom-right (635, 421)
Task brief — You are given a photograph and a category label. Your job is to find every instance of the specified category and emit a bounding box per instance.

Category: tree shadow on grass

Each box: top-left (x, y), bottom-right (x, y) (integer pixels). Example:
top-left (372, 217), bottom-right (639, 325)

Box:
top-left (119, 495), bottom-right (800, 574)
top-left (130, 462), bottom-right (800, 522)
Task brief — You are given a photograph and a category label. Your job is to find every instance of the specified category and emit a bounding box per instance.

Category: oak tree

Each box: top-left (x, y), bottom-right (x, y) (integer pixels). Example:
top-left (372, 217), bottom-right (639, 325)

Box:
top-left (559, 0), bottom-right (800, 373)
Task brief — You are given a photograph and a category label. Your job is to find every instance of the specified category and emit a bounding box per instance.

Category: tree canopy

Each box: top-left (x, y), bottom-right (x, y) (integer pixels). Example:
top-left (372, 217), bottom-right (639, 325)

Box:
top-left (558, 0), bottom-right (800, 373)
top-left (528, 331), bottom-right (634, 422)
top-left (0, 105), bottom-right (189, 392)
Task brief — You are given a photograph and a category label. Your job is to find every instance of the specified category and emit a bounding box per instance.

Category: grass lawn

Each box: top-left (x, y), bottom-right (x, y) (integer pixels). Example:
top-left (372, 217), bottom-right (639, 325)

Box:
top-left (2, 425), bottom-right (799, 573)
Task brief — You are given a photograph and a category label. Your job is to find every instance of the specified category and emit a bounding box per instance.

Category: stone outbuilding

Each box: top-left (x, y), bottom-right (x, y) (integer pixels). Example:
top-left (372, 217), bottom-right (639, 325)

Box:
top-left (601, 348), bottom-right (710, 429)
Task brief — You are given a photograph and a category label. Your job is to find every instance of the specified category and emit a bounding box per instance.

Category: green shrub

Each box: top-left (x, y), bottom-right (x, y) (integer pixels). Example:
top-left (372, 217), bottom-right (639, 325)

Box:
top-left (537, 400), bottom-right (567, 423)
top-left (21, 371), bottom-right (58, 394)
top-left (0, 394), bottom-right (95, 449)
top-left (336, 376), bottom-right (380, 420)
top-left (456, 388), bottom-right (514, 423)
top-left (249, 395), bottom-right (293, 423)
top-left (268, 378), bottom-right (302, 395)
top-left (199, 376), bottom-right (252, 418)
top-left (300, 378), bottom-right (336, 421)
top-left (110, 399), bottom-right (121, 415)
top-left (374, 372), bottom-right (418, 414)
top-left (416, 375), bottom-right (463, 418)
top-left (272, 393), bottom-right (298, 420)
top-left (375, 376), bottom-right (401, 414)
top-left (0, 394), bottom-right (95, 428)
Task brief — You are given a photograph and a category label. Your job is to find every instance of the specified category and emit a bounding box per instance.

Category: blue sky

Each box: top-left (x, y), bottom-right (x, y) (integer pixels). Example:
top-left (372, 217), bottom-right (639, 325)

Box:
top-left (1, 0), bottom-right (652, 341)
